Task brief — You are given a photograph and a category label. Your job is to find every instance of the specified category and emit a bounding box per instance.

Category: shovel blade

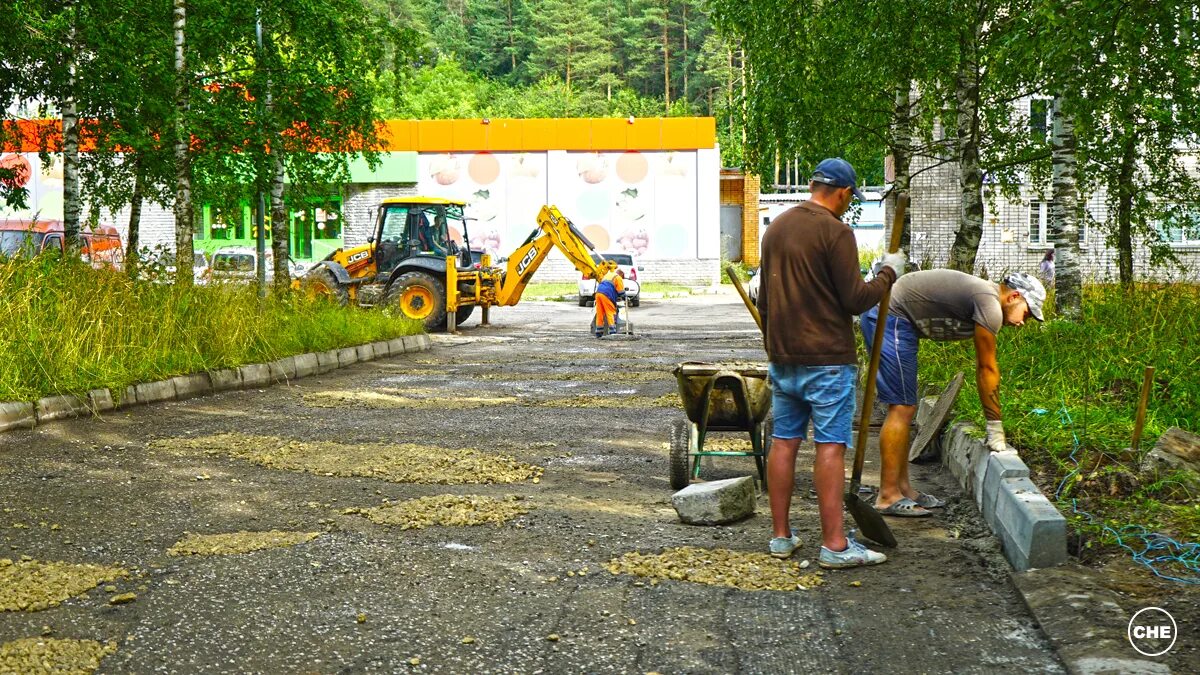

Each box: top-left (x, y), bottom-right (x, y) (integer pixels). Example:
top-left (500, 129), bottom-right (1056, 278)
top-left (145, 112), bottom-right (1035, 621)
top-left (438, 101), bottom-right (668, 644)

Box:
top-left (844, 492), bottom-right (897, 548)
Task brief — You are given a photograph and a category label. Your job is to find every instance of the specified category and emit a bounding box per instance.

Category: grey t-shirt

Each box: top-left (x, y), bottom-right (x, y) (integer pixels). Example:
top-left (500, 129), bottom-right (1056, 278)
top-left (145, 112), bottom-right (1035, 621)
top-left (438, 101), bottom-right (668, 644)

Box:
top-left (890, 269), bottom-right (1003, 340)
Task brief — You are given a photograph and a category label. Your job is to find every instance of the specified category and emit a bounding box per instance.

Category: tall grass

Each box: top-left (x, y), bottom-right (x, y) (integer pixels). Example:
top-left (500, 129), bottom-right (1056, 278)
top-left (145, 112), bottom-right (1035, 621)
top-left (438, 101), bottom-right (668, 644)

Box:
top-left (0, 256), bottom-right (422, 401)
top-left (918, 283), bottom-right (1200, 548)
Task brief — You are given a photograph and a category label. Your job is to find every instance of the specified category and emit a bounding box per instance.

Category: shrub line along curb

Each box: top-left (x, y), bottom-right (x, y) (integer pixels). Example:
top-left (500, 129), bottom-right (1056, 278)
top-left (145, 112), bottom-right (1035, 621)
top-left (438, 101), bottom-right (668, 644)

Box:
top-left (934, 414), bottom-right (1068, 572)
top-left (0, 334), bottom-right (432, 434)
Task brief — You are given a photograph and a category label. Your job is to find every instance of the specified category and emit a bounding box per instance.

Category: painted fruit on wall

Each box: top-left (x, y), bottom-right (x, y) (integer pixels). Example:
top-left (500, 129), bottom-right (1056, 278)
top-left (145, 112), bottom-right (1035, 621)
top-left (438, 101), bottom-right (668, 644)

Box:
top-left (576, 154), bottom-right (608, 184)
top-left (0, 154), bottom-right (32, 188)
top-left (430, 154), bottom-right (461, 185)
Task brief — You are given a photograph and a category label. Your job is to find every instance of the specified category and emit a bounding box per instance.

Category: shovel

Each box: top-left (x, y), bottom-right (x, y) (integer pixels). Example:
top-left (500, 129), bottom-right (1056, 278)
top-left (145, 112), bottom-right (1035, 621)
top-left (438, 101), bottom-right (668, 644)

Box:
top-left (846, 193), bottom-right (909, 548)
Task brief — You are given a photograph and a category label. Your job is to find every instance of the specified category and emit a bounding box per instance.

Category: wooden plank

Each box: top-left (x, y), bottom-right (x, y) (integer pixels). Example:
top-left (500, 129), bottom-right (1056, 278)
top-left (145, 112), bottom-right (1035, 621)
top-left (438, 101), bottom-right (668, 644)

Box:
top-left (910, 371), bottom-right (966, 462)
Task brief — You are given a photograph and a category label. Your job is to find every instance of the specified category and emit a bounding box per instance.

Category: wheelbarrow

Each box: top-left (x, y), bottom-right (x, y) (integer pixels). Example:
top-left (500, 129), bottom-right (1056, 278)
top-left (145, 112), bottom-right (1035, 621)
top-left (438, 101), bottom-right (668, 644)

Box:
top-left (669, 362), bottom-right (772, 490)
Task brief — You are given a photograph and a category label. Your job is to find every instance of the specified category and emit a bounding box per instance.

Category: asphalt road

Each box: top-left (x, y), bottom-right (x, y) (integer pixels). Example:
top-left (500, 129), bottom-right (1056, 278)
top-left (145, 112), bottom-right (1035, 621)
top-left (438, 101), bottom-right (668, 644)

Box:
top-left (0, 291), bottom-right (1063, 673)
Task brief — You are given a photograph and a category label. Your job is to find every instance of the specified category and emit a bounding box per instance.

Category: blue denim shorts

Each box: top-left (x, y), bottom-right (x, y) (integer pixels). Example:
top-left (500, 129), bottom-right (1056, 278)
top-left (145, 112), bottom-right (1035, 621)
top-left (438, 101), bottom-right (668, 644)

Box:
top-left (860, 306), bottom-right (920, 406)
top-left (768, 363), bottom-right (857, 445)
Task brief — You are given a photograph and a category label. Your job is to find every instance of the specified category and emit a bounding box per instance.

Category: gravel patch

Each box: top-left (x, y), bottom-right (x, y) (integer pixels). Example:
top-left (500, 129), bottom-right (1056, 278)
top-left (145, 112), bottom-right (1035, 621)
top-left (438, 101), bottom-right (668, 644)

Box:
top-left (605, 547), bottom-right (824, 592)
top-left (0, 637), bottom-right (117, 674)
top-left (167, 531), bottom-right (322, 556)
top-left (345, 495), bottom-right (532, 530)
top-left (0, 559), bottom-right (129, 612)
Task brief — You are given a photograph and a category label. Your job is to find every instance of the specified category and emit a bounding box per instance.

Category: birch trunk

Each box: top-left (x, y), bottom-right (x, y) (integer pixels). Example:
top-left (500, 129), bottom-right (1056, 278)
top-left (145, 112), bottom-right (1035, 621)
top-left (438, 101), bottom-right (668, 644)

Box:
top-left (1048, 96), bottom-right (1082, 320)
top-left (126, 159), bottom-right (144, 277)
top-left (947, 34), bottom-right (984, 274)
top-left (889, 86), bottom-right (914, 258)
top-left (1116, 134), bottom-right (1137, 285)
top-left (62, 4), bottom-right (80, 254)
top-left (269, 152), bottom-right (289, 293)
top-left (173, 0), bottom-right (194, 286)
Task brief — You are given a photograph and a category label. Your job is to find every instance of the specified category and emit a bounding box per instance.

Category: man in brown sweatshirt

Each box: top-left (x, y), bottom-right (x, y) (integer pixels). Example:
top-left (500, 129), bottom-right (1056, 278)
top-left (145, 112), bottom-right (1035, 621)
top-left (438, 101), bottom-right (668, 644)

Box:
top-left (757, 158), bottom-right (905, 568)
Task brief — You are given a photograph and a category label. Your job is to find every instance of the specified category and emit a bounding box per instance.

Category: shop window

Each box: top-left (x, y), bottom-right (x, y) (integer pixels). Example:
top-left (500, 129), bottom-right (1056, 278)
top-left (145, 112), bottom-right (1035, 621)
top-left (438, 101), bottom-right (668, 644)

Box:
top-left (207, 204), bottom-right (248, 240)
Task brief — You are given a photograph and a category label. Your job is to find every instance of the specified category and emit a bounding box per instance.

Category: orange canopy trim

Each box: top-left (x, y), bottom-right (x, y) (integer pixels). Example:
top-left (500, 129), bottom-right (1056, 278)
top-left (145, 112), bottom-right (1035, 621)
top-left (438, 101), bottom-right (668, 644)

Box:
top-left (3, 117), bottom-right (716, 154)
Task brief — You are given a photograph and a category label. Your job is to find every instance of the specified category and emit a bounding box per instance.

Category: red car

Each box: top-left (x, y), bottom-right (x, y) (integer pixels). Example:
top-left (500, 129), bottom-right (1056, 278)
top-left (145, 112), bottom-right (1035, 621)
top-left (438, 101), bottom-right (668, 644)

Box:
top-left (0, 219), bottom-right (124, 269)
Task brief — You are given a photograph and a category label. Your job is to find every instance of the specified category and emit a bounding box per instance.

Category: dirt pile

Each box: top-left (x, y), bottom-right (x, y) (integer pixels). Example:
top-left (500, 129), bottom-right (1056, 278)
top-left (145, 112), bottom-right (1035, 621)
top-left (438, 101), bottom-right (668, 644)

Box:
top-left (0, 637), bottom-right (117, 674)
top-left (346, 495), bottom-right (531, 530)
top-left (605, 547), bottom-right (823, 591)
top-left (167, 531), bottom-right (321, 556)
top-left (521, 393), bottom-right (679, 409)
top-left (0, 559), bottom-right (129, 612)
top-left (150, 433), bottom-right (544, 485)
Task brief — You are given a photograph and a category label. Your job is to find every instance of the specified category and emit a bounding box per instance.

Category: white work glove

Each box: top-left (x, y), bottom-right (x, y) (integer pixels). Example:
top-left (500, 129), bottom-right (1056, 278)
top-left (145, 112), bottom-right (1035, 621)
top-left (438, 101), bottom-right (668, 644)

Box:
top-left (881, 250), bottom-right (907, 278)
top-left (985, 420), bottom-right (1012, 453)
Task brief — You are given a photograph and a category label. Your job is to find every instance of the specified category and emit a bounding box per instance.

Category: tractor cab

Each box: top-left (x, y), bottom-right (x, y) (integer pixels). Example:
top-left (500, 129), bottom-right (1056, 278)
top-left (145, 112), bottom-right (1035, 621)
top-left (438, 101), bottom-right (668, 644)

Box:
top-left (374, 197), bottom-right (473, 277)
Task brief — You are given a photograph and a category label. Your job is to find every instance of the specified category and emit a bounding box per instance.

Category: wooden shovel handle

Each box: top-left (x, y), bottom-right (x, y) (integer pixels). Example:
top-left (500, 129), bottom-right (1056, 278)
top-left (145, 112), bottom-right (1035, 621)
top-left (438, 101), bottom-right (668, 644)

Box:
top-left (1132, 365), bottom-right (1154, 452)
top-left (852, 194), bottom-right (908, 483)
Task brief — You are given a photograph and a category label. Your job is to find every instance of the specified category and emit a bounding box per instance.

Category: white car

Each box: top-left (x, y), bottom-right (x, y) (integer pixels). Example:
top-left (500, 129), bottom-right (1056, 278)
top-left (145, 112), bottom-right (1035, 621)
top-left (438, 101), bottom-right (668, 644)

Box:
top-left (578, 252), bottom-right (642, 307)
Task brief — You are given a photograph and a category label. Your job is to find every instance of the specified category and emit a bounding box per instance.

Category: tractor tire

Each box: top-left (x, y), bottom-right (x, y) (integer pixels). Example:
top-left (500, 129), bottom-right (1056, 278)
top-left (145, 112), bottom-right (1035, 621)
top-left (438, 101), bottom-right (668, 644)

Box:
top-left (303, 268), bottom-right (349, 306)
top-left (578, 295), bottom-right (588, 307)
top-left (629, 297), bottom-right (640, 308)
top-left (454, 303), bottom-right (475, 326)
top-left (386, 271), bottom-right (447, 332)
top-left (669, 418), bottom-right (692, 490)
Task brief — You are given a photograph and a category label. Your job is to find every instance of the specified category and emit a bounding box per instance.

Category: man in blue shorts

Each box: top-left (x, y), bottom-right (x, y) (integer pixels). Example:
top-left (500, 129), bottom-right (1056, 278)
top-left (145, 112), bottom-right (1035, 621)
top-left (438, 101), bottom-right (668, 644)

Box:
top-left (757, 158), bottom-right (905, 568)
top-left (861, 270), bottom-right (1046, 517)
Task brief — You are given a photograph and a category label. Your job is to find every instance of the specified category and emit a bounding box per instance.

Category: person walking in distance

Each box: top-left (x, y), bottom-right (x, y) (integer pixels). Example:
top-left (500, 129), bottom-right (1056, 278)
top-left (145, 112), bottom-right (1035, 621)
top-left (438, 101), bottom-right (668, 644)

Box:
top-left (756, 158), bottom-right (906, 568)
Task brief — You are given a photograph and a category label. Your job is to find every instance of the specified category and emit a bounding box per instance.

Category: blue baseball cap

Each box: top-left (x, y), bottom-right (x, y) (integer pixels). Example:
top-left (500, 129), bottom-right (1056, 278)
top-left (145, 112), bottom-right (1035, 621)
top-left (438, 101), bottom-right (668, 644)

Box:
top-left (811, 158), bottom-right (865, 201)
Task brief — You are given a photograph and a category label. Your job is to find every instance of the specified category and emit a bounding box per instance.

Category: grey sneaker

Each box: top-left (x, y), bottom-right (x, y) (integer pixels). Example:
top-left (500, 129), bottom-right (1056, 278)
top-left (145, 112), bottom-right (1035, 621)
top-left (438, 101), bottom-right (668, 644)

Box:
top-left (818, 530), bottom-right (888, 569)
top-left (769, 533), bottom-right (802, 559)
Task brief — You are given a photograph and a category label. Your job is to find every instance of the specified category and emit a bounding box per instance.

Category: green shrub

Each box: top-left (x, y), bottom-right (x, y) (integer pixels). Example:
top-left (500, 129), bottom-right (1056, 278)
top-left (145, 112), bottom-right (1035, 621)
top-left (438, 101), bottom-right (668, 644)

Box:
top-left (0, 255), bottom-right (421, 400)
top-left (918, 283), bottom-right (1200, 548)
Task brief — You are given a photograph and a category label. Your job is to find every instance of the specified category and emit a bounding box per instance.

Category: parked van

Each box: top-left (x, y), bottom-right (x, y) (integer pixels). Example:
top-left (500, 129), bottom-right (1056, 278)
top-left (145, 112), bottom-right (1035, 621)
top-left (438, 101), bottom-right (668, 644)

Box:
top-left (0, 219), bottom-right (124, 269)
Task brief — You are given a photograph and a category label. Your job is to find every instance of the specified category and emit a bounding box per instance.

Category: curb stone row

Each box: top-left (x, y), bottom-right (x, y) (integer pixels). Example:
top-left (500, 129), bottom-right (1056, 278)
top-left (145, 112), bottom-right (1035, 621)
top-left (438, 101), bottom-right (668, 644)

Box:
top-left (926, 401), bottom-right (1068, 572)
top-left (0, 334), bottom-right (432, 434)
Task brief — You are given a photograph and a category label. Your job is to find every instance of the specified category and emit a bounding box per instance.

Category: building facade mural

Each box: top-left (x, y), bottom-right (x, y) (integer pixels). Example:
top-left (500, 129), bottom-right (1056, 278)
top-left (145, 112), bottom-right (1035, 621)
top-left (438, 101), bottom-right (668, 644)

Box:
top-left (1, 118), bottom-right (722, 283)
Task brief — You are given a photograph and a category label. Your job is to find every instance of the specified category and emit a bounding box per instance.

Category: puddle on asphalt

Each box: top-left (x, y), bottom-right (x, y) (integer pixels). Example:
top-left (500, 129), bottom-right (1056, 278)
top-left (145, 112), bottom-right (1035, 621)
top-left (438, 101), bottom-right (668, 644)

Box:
top-left (167, 531), bottom-right (321, 556)
top-left (345, 495), bottom-right (531, 530)
top-left (605, 547), bottom-right (823, 592)
top-left (149, 433), bottom-right (544, 485)
top-left (0, 559), bottom-right (130, 612)
top-left (0, 637), bottom-right (117, 673)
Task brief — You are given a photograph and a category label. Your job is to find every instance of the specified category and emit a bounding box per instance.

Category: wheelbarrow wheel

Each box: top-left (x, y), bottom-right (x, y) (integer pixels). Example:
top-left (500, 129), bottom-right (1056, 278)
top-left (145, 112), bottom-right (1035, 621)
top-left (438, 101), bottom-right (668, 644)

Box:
top-left (669, 419), bottom-right (691, 490)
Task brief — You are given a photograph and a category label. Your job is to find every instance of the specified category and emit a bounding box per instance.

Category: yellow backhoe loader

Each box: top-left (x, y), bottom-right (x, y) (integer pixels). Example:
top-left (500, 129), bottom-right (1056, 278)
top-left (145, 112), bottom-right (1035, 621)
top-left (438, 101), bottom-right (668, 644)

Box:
top-left (297, 197), bottom-right (618, 332)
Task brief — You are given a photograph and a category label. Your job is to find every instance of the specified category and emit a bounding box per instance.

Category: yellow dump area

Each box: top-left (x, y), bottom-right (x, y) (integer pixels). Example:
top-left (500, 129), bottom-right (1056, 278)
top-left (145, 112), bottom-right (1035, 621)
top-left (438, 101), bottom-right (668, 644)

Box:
top-left (303, 388), bottom-right (518, 409)
top-left (0, 559), bottom-right (130, 612)
top-left (0, 637), bottom-right (117, 674)
top-left (150, 433), bottom-right (543, 485)
top-left (346, 495), bottom-right (531, 530)
top-left (605, 547), bottom-right (823, 592)
top-left (167, 531), bottom-right (321, 556)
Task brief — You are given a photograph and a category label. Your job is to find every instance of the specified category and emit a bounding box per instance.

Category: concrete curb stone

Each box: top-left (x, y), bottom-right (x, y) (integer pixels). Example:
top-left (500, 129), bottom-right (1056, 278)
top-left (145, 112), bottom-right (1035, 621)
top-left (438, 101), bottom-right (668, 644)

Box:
top-left (86, 389), bottom-right (114, 413)
top-left (269, 357), bottom-right (298, 384)
top-left (209, 369), bottom-right (242, 392)
top-left (0, 402), bottom-right (36, 431)
top-left (294, 353), bottom-right (319, 378)
top-left (940, 421), bottom-right (1067, 572)
top-left (671, 476), bottom-right (757, 525)
top-left (355, 343), bottom-right (375, 362)
top-left (1012, 565), bottom-right (1171, 674)
top-left (135, 379), bottom-right (177, 405)
top-left (36, 395), bottom-right (89, 422)
top-left (316, 350), bottom-right (339, 374)
top-left (0, 334), bottom-right (433, 435)
top-left (171, 374), bottom-right (213, 401)
top-left (239, 364), bottom-right (271, 389)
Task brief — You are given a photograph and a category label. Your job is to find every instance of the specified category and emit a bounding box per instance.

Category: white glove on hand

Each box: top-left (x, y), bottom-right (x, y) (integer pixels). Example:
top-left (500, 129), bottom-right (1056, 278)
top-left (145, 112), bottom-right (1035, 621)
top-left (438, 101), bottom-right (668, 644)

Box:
top-left (881, 250), bottom-right (907, 278)
top-left (985, 420), bottom-right (1010, 453)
